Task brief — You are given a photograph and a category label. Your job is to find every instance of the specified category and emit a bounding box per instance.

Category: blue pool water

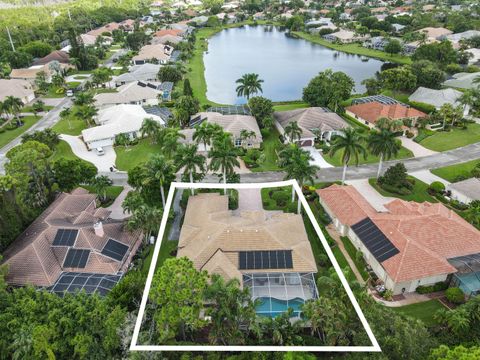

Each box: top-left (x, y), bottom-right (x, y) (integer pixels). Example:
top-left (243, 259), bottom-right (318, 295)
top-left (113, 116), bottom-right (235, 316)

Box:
top-left (256, 297), bottom-right (305, 318)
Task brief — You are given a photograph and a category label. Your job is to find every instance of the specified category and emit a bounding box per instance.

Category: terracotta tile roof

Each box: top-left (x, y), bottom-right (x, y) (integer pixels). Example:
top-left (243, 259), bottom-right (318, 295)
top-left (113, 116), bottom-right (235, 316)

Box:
top-left (1, 188), bottom-right (142, 287)
top-left (32, 50), bottom-right (70, 66)
top-left (177, 193), bottom-right (317, 281)
top-left (317, 185), bottom-right (480, 282)
top-left (154, 29), bottom-right (183, 37)
top-left (346, 101), bottom-right (426, 124)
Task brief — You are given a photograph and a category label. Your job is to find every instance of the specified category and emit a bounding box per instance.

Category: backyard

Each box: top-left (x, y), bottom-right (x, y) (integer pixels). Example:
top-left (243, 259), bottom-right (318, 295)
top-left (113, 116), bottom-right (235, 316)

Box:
top-left (368, 176), bottom-right (437, 203)
top-left (431, 159), bottom-right (480, 182)
top-left (391, 299), bottom-right (446, 326)
top-left (419, 123), bottom-right (480, 152)
top-left (250, 128), bottom-right (282, 172)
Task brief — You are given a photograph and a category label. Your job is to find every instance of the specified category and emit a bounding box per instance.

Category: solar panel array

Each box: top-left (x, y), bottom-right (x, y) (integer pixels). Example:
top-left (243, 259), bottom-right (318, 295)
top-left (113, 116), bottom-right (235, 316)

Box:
top-left (63, 249), bottom-right (90, 268)
top-left (52, 229), bottom-right (78, 246)
top-left (239, 250), bottom-right (293, 270)
top-left (101, 239), bottom-right (129, 262)
top-left (207, 105), bottom-right (251, 116)
top-left (352, 95), bottom-right (400, 106)
top-left (351, 218), bottom-right (400, 263)
top-left (49, 272), bottom-right (122, 296)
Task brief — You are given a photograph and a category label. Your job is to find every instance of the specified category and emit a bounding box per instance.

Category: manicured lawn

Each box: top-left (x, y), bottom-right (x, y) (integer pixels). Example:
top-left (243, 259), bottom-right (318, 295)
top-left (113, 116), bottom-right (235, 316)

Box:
top-left (340, 236), bottom-right (369, 281)
top-left (67, 81), bottom-right (81, 89)
top-left (73, 75), bottom-right (89, 80)
top-left (115, 139), bottom-right (163, 171)
top-left (273, 102), bottom-right (309, 111)
top-left (251, 128), bottom-right (282, 172)
top-left (21, 105), bottom-right (54, 113)
top-left (142, 237), bottom-right (177, 275)
top-left (322, 146), bottom-right (413, 166)
top-left (369, 176), bottom-right (438, 203)
top-left (50, 140), bottom-right (93, 166)
top-left (93, 88), bottom-right (118, 94)
top-left (419, 123), bottom-right (480, 151)
top-left (292, 32), bottom-right (412, 65)
top-left (43, 86), bottom-right (66, 99)
top-left (0, 116), bottom-right (39, 148)
top-left (391, 299), bottom-right (445, 326)
top-left (52, 116), bottom-right (87, 136)
top-left (431, 159), bottom-right (480, 182)
top-left (81, 185), bottom-right (124, 201)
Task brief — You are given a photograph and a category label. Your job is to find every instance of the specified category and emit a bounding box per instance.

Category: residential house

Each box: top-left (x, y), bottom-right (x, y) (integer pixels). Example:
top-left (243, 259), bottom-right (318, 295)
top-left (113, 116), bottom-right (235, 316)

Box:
top-left (363, 36), bottom-right (400, 51)
top-left (391, 23), bottom-right (406, 33)
top-left (32, 50), bottom-right (70, 66)
top-left (317, 184), bottom-right (480, 296)
top-left (151, 34), bottom-right (183, 45)
top-left (132, 44), bottom-right (172, 65)
top-left (323, 29), bottom-right (368, 43)
top-left (409, 87), bottom-right (469, 115)
top-left (94, 81), bottom-right (160, 108)
top-left (82, 104), bottom-right (165, 150)
top-left (153, 29), bottom-right (184, 38)
top-left (1, 188), bottom-right (143, 294)
top-left (9, 62), bottom-right (73, 83)
top-left (79, 33), bottom-right (113, 46)
top-left (447, 178), bottom-right (480, 205)
top-left (417, 27), bottom-right (453, 41)
top-left (190, 15), bottom-right (209, 26)
top-left (0, 79), bottom-right (35, 104)
top-left (443, 72), bottom-right (480, 90)
top-left (274, 107), bottom-right (349, 146)
top-left (465, 48), bottom-right (480, 65)
top-left (178, 192), bottom-right (318, 317)
top-left (113, 63), bottom-right (161, 86)
top-left (445, 30), bottom-right (480, 48)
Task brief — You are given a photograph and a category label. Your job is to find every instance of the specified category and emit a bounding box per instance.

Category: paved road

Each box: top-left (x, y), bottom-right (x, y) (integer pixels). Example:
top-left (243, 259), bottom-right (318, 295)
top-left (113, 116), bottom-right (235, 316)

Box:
top-left (0, 97), bottom-right (72, 173)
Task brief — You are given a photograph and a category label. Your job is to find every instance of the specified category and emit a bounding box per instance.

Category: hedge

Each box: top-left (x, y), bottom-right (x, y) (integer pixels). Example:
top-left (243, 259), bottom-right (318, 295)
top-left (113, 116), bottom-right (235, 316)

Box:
top-left (416, 282), bottom-right (449, 294)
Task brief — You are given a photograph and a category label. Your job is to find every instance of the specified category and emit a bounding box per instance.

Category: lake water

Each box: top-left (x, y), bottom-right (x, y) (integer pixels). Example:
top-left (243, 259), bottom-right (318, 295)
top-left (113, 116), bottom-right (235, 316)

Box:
top-left (203, 25), bottom-right (384, 104)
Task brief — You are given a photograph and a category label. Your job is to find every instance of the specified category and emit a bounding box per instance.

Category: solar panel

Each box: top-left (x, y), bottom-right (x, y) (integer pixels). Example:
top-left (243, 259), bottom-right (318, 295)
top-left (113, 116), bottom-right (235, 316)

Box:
top-left (351, 95), bottom-right (400, 106)
top-left (52, 229), bottom-right (78, 246)
top-left (63, 249), bottom-right (90, 268)
top-left (101, 239), bottom-right (129, 262)
top-left (48, 272), bottom-right (122, 296)
top-left (238, 250), bottom-right (293, 270)
top-left (206, 105), bottom-right (251, 116)
top-left (351, 218), bottom-right (399, 263)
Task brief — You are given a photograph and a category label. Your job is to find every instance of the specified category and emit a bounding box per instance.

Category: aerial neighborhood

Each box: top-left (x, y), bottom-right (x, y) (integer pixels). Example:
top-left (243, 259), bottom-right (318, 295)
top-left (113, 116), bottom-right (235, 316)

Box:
top-left (0, 0), bottom-right (479, 357)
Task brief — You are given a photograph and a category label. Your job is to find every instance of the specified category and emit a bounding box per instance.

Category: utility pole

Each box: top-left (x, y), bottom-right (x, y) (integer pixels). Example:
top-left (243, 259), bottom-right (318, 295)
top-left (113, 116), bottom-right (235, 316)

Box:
top-left (6, 27), bottom-right (15, 51)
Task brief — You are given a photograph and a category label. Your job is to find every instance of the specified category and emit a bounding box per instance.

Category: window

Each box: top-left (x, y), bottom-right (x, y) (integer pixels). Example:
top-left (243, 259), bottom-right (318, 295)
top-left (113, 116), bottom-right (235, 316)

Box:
top-left (234, 138), bottom-right (242, 147)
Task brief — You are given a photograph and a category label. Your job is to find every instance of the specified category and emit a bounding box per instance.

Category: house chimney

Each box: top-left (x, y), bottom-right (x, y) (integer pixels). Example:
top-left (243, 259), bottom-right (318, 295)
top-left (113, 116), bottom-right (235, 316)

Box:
top-left (94, 221), bottom-right (104, 237)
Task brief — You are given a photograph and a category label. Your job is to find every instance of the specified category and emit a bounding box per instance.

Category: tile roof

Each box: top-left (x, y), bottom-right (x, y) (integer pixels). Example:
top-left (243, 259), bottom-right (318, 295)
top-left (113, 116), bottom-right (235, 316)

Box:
top-left (94, 81), bottom-right (159, 106)
top-left (32, 50), bottom-right (70, 66)
top-left (408, 87), bottom-right (463, 109)
top-left (317, 185), bottom-right (480, 282)
top-left (346, 101), bottom-right (426, 124)
top-left (1, 188), bottom-right (142, 287)
top-left (448, 178), bottom-right (480, 201)
top-left (132, 44), bottom-right (171, 62)
top-left (0, 79), bottom-right (34, 102)
top-left (177, 193), bottom-right (317, 282)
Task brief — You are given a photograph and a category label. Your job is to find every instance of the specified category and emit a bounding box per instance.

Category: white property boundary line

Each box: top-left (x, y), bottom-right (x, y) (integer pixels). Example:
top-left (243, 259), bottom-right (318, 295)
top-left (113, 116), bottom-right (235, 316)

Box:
top-left (130, 180), bottom-right (381, 352)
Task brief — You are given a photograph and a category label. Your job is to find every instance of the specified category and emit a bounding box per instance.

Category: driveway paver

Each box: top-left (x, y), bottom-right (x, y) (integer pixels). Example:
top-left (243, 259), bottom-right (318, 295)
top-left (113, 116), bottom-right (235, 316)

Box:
top-left (237, 188), bottom-right (263, 211)
top-left (304, 146), bottom-right (333, 168)
top-left (409, 170), bottom-right (451, 186)
top-left (400, 137), bottom-right (437, 158)
top-left (60, 135), bottom-right (116, 172)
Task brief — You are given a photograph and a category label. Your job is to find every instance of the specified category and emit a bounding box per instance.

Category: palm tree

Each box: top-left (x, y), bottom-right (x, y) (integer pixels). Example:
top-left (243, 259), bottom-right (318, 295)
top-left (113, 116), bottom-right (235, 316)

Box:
top-left (175, 144), bottom-right (206, 195)
top-left (235, 73), bottom-right (264, 100)
top-left (75, 105), bottom-right (97, 127)
top-left (144, 154), bottom-right (175, 208)
top-left (375, 117), bottom-right (403, 133)
top-left (367, 129), bottom-right (401, 178)
top-left (59, 108), bottom-right (72, 129)
top-left (115, 133), bottom-right (130, 149)
top-left (157, 127), bottom-right (186, 158)
top-left (73, 91), bottom-right (95, 106)
top-left (90, 175), bottom-right (112, 202)
top-left (329, 128), bottom-right (367, 185)
top-left (140, 118), bottom-right (162, 143)
top-left (284, 121), bottom-right (303, 144)
top-left (193, 121), bottom-right (222, 151)
top-left (4, 96), bottom-right (23, 126)
top-left (208, 135), bottom-right (240, 192)
top-left (127, 204), bottom-right (163, 243)
top-left (239, 129), bottom-right (256, 147)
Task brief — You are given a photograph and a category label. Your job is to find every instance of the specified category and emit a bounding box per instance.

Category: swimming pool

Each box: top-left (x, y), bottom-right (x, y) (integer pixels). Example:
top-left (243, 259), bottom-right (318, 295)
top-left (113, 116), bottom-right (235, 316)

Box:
top-left (256, 297), bottom-right (305, 318)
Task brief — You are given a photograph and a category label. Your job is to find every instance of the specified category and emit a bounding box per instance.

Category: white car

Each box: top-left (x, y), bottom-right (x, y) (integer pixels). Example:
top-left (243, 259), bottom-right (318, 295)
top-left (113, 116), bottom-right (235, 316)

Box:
top-left (95, 147), bottom-right (105, 156)
top-left (66, 89), bottom-right (73, 97)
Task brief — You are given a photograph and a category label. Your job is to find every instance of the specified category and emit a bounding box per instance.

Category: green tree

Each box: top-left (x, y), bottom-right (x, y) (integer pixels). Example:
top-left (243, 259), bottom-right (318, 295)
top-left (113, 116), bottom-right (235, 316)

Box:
top-left (22, 129), bottom-right (59, 150)
top-left (19, 40), bottom-right (52, 58)
top-left (429, 345), bottom-right (480, 360)
top-left (115, 133), bottom-right (130, 148)
top-left (183, 78), bottom-right (193, 96)
top-left (175, 144), bottom-right (206, 194)
top-left (248, 96), bottom-right (274, 129)
top-left (127, 203), bottom-right (163, 243)
top-left (367, 129), bottom-right (401, 178)
top-left (411, 60), bottom-right (446, 89)
top-left (75, 105), bottom-right (97, 127)
top-left (158, 65), bottom-right (183, 82)
top-left (90, 175), bottom-right (112, 202)
top-left (31, 100), bottom-right (45, 118)
top-left (3, 96), bottom-right (23, 127)
top-left (193, 121), bottom-right (222, 151)
top-left (379, 66), bottom-right (417, 92)
top-left (52, 158), bottom-right (97, 192)
top-left (73, 91), bottom-right (95, 106)
top-left (209, 134), bottom-right (240, 190)
top-left (239, 129), bottom-right (256, 146)
top-left (156, 127), bottom-right (186, 159)
top-left (284, 121), bottom-right (303, 143)
top-left (235, 73), bottom-right (264, 100)
top-left (412, 40), bottom-right (457, 67)
top-left (174, 95), bottom-right (199, 127)
top-left (140, 117), bottom-right (162, 143)
top-left (329, 128), bottom-right (367, 184)
top-left (144, 154), bottom-right (176, 208)
top-left (384, 38), bottom-right (402, 56)
top-left (149, 257), bottom-right (208, 342)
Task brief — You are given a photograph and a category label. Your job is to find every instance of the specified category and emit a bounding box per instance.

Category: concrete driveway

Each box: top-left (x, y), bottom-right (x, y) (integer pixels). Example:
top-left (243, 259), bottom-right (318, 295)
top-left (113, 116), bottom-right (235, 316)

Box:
top-left (400, 137), bottom-right (437, 158)
top-left (237, 188), bottom-right (263, 211)
top-left (346, 179), bottom-right (395, 212)
top-left (106, 185), bottom-right (132, 219)
top-left (409, 170), bottom-right (451, 186)
top-left (304, 147), bottom-right (333, 168)
top-left (60, 135), bottom-right (116, 172)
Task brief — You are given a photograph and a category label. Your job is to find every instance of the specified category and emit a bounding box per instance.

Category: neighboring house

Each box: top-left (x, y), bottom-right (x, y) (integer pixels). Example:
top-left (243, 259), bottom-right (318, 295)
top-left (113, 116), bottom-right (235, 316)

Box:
top-left (150, 34), bottom-right (183, 45)
top-left (465, 48), bottom-right (480, 65)
top-left (9, 62), bottom-right (73, 83)
top-left (184, 112), bottom-right (262, 150)
top-left (363, 36), bottom-right (400, 51)
top-left (132, 44), bottom-right (172, 65)
top-left (323, 29), bottom-right (368, 43)
top-left (94, 81), bottom-right (160, 108)
top-left (274, 107), bottom-right (349, 146)
top-left (443, 72), bottom-right (480, 90)
top-left (114, 63), bottom-right (161, 86)
top-left (153, 29), bottom-right (184, 38)
top-left (32, 50), bottom-right (70, 66)
top-left (1, 188), bottom-right (143, 294)
top-left (190, 15), bottom-right (209, 26)
top-left (80, 33), bottom-right (113, 46)
top-left (391, 23), bottom-right (406, 33)
top-left (317, 184), bottom-right (480, 296)
top-left (0, 79), bottom-right (35, 104)
top-left (346, 101), bottom-right (426, 130)
top-left (417, 27), bottom-right (453, 41)
top-left (445, 30), bottom-right (480, 47)
top-left (447, 178), bottom-right (480, 204)
top-left (408, 87), bottom-right (469, 115)
top-left (178, 192), bottom-right (318, 317)
top-left (82, 104), bottom-right (165, 150)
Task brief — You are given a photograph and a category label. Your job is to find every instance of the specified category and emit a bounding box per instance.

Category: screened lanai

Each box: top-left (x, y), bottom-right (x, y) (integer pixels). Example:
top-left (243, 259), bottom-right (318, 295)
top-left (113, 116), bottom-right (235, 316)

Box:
top-left (449, 253), bottom-right (480, 298)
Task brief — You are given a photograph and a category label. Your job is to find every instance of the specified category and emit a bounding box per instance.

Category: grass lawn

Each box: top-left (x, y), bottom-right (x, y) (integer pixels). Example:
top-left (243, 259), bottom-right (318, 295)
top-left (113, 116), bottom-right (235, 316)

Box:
top-left (21, 105), bottom-right (54, 113)
top-left (67, 81), bottom-right (81, 89)
top-left (115, 139), bottom-right (163, 171)
top-left (73, 75), bottom-right (89, 80)
top-left (251, 128), bottom-right (282, 172)
top-left (52, 116), bottom-right (87, 136)
top-left (292, 32), bottom-right (412, 65)
top-left (340, 236), bottom-right (369, 281)
top-left (141, 235), bottom-right (177, 275)
top-left (369, 176), bottom-right (438, 203)
top-left (261, 186), bottom-right (297, 212)
top-left (43, 86), bottom-right (66, 99)
top-left (431, 159), bottom-right (480, 182)
top-left (50, 140), bottom-right (94, 166)
top-left (93, 88), bottom-right (118, 94)
top-left (322, 146), bottom-right (413, 166)
top-left (81, 185), bottom-right (124, 201)
top-left (391, 299), bottom-right (445, 326)
top-left (419, 124), bottom-right (480, 151)
top-left (0, 116), bottom-right (39, 148)
top-left (272, 102), bottom-right (309, 111)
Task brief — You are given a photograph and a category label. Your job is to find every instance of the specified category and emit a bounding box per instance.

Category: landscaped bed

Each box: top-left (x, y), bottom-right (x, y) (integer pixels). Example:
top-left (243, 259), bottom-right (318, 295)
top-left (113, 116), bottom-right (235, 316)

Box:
top-left (431, 159), bottom-right (480, 182)
top-left (368, 176), bottom-right (437, 203)
top-left (419, 123), bottom-right (480, 151)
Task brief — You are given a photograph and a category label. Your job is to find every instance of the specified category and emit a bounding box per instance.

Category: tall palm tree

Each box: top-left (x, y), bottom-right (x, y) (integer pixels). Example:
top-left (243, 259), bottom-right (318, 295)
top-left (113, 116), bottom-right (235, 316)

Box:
top-left (144, 154), bottom-right (175, 208)
top-left (4, 96), bottom-right (23, 126)
top-left (193, 121), bottom-right (222, 151)
top-left (235, 73), bottom-right (264, 100)
top-left (175, 144), bottom-right (206, 195)
top-left (75, 105), bottom-right (97, 127)
top-left (73, 91), bottom-right (95, 106)
top-left (140, 118), bottom-right (162, 143)
top-left (329, 128), bottom-right (367, 185)
top-left (208, 135), bottom-right (240, 193)
top-left (59, 108), bottom-right (72, 129)
top-left (157, 127), bottom-right (186, 158)
top-left (239, 129), bottom-right (256, 147)
top-left (284, 121), bottom-right (303, 143)
top-left (367, 129), bottom-right (401, 178)
top-left (90, 175), bottom-right (112, 202)
top-left (127, 204), bottom-right (163, 243)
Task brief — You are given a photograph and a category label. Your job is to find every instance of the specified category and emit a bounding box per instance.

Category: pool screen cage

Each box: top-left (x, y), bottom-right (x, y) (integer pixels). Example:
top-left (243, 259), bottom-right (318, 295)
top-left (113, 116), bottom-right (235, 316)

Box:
top-left (243, 272), bottom-right (318, 317)
top-left (449, 253), bottom-right (480, 298)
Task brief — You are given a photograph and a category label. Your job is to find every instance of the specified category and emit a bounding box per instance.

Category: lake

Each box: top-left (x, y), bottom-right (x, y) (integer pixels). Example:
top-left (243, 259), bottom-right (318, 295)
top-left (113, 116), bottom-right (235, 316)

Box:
top-left (203, 25), bottom-right (384, 104)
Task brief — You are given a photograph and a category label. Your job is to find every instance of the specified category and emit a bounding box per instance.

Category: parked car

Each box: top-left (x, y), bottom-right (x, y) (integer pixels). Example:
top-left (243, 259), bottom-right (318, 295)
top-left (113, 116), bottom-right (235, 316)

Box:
top-left (95, 147), bottom-right (105, 156)
top-left (66, 89), bottom-right (73, 97)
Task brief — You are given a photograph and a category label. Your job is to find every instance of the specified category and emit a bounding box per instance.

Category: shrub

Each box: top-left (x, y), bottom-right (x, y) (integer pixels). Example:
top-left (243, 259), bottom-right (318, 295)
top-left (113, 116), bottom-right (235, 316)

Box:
top-left (286, 202), bottom-right (298, 213)
top-left (272, 191), bottom-right (289, 207)
top-left (416, 282), bottom-right (448, 294)
top-left (405, 130), bottom-right (415, 138)
top-left (429, 181), bottom-right (445, 193)
top-left (409, 101), bottom-right (436, 114)
top-left (445, 287), bottom-right (465, 304)
top-left (382, 289), bottom-right (393, 301)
